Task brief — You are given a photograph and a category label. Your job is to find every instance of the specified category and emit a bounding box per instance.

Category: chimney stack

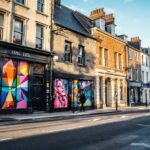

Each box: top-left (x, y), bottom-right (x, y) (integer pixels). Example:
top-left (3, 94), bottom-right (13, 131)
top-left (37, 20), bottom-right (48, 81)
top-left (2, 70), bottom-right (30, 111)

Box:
top-left (129, 37), bottom-right (141, 50)
top-left (90, 8), bottom-right (105, 20)
top-left (104, 14), bottom-right (115, 24)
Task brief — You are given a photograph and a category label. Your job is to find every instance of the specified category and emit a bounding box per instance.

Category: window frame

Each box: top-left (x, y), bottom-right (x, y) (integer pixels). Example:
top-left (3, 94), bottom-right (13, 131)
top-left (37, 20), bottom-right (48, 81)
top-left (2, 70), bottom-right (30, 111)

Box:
top-left (128, 48), bottom-right (132, 60)
top-left (0, 13), bottom-right (4, 41)
top-left (104, 48), bottom-right (109, 67)
top-left (16, 0), bottom-right (25, 5)
top-left (77, 45), bottom-right (85, 66)
top-left (129, 67), bottom-right (133, 80)
top-left (36, 24), bottom-right (44, 49)
top-left (37, 0), bottom-right (45, 13)
top-left (64, 41), bottom-right (72, 63)
top-left (13, 18), bottom-right (24, 45)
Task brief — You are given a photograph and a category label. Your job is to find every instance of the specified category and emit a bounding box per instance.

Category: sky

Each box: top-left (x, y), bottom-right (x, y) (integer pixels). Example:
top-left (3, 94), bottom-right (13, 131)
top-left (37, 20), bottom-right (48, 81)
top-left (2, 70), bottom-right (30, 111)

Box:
top-left (61, 0), bottom-right (150, 47)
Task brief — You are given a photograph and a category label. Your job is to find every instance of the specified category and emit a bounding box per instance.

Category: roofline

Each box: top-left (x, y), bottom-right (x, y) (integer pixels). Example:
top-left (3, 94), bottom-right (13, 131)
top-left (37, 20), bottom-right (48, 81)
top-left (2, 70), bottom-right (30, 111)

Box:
top-left (54, 23), bottom-right (98, 41)
top-left (95, 27), bottom-right (127, 45)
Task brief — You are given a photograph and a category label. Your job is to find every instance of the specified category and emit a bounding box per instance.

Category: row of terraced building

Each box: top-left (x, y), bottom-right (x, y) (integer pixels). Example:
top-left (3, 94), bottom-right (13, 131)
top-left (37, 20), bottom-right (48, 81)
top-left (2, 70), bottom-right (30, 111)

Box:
top-left (0, 0), bottom-right (149, 113)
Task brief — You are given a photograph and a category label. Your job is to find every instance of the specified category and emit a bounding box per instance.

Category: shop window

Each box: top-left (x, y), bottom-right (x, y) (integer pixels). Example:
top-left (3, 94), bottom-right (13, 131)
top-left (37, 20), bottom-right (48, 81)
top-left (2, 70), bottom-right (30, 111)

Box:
top-left (37, 0), bottom-right (44, 13)
top-left (13, 18), bottom-right (23, 45)
top-left (0, 13), bottom-right (4, 40)
top-left (0, 59), bottom-right (29, 109)
top-left (16, 0), bottom-right (25, 4)
top-left (64, 41), bottom-right (72, 63)
top-left (33, 64), bottom-right (44, 74)
top-left (78, 45), bottom-right (85, 66)
top-left (36, 24), bottom-right (43, 49)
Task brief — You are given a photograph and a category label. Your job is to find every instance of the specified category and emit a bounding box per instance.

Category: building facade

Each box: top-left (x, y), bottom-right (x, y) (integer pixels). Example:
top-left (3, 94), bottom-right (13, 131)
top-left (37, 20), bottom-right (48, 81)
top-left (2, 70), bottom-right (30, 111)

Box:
top-left (52, 2), bottom-right (97, 111)
top-left (127, 37), bottom-right (142, 106)
top-left (141, 48), bottom-right (150, 105)
top-left (90, 9), bottom-right (127, 108)
top-left (0, 0), bottom-right (52, 113)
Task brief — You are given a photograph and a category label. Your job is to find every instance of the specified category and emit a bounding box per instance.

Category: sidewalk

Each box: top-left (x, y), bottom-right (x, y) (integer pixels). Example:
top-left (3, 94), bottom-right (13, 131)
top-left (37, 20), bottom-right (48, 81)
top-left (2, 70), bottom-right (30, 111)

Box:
top-left (0, 106), bottom-right (150, 126)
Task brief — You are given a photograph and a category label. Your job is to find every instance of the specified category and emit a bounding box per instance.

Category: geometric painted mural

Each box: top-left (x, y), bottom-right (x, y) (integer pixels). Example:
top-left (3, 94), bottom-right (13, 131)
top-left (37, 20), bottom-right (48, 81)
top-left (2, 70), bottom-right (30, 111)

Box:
top-left (1, 87), bottom-right (15, 109)
top-left (54, 79), bottom-right (68, 109)
top-left (16, 61), bottom-right (28, 109)
top-left (2, 59), bottom-right (17, 87)
top-left (0, 59), bottom-right (29, 110)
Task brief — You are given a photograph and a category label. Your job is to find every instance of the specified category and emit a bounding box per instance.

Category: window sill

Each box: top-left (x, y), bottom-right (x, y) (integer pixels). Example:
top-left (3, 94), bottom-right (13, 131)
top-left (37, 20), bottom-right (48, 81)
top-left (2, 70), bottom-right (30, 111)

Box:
top-left (15, 2), bottom-right (30, 9)
top-left (77, 64), bottom-right (86, 67)
top-left (64, 61), bottom-right (72, 65)
top-left (36, 11), bottom-right (49, 17)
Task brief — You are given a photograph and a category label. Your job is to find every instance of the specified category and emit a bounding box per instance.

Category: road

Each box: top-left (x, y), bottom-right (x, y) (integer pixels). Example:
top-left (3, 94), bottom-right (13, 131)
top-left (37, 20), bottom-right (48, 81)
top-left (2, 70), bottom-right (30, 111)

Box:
top-left (0, 111), bottom-right (150, 150)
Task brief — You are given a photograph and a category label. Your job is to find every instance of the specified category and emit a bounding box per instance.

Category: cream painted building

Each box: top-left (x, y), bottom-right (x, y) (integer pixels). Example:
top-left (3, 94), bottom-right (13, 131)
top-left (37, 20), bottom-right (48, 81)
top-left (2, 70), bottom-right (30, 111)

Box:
top-left (0, 0), bottom-right (54, 113)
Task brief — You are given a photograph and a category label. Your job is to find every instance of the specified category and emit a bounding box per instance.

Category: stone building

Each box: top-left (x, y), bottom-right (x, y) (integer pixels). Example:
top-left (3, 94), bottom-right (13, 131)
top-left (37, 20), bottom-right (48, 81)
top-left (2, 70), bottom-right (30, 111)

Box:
top-left (127, 37), bottom-right (142, 106)
top-left (90, 8), bottom-right (127, 108)
top-left (0, 0), bottom-right (52, 113)
top-left (52, 1), bottom-right (97, 110)
top-left (141, 47), bottom-right (150, 105)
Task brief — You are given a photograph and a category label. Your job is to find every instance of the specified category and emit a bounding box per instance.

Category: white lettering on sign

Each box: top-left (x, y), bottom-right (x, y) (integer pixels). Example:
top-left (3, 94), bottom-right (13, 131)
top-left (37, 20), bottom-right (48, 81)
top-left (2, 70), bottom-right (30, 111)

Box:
top-left (12, 50), bottom-right (21, 56)
top-left (23, 52), bottom-right (31, 57)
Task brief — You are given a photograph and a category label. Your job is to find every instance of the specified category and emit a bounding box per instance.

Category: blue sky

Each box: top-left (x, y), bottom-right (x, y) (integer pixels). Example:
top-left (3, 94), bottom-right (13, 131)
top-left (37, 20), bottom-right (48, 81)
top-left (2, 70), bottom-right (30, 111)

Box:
top-left (61, 0), bottom-right (150, 47)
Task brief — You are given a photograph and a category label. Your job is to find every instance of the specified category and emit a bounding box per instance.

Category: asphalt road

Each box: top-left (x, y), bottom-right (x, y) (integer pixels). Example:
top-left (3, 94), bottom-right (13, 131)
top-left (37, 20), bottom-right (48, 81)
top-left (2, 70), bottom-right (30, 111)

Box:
top-left (0, 111), bottom-right (150, 150)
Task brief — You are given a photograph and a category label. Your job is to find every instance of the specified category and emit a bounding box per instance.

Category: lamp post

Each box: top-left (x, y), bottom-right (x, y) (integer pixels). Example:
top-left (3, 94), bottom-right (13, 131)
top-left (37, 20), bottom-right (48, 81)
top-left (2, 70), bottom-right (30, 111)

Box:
top-left (115, 91), bottom-right (118, 111)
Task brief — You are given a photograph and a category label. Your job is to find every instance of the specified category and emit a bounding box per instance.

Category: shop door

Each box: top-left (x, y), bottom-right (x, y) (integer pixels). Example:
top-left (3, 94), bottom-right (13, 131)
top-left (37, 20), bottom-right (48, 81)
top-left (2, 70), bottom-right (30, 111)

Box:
top-left (32, 74), bottom-right (45, 111)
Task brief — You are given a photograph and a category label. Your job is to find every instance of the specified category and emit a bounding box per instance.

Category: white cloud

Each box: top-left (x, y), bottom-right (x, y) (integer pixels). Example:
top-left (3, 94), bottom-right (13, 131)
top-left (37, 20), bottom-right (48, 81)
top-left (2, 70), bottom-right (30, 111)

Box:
top-left (105, 8), bottom-right (116, 14)
top-left (66, 5), bottom-right (85, 13)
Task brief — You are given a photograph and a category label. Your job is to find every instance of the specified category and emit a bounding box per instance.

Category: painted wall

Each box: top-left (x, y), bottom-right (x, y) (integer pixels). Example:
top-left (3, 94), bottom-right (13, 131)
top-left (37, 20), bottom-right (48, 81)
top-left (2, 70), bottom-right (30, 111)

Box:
top-left (0, 59), bottom-right (28, 110)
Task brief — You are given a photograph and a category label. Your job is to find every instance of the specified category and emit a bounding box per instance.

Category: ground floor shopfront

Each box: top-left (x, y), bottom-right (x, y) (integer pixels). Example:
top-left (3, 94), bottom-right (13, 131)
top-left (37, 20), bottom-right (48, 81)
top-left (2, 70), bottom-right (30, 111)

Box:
top-left (0, 42), bottom-right (95, 113)
top-left (0, 42), bottom-right (50, 113)
top-left (141, 83), bottom-right (150, 106)
top-left (52, 71), bottom-right (95, 111)
top-left (127, 81), bottom-right (142, 106)
top-left (95, 71), bottom-right (127, 109)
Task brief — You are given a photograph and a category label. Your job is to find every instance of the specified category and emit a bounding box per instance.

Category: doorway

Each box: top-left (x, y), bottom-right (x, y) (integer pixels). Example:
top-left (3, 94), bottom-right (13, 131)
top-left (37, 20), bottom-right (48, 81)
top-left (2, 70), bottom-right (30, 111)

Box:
top-left (31, 64), bottom-right (45, 111)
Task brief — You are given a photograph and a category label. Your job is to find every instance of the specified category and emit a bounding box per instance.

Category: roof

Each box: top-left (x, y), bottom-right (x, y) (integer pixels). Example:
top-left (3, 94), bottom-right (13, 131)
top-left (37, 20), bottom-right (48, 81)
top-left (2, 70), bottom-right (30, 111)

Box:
top-left (54, 4), bottom-right (94, 38)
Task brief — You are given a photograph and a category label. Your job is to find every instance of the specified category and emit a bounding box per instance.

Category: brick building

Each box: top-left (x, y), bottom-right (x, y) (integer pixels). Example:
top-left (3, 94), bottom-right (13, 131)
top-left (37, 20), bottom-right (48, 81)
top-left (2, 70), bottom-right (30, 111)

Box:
top-left (90, 8), bottom-right (127, 108)
top-left (127, 37), bottom-right (142, 106)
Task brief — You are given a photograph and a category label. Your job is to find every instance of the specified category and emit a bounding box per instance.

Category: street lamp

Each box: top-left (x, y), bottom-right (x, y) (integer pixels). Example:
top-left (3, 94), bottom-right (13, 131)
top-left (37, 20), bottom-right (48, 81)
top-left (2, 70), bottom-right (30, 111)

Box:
top-left (115, 91), bottom-right (118, 111)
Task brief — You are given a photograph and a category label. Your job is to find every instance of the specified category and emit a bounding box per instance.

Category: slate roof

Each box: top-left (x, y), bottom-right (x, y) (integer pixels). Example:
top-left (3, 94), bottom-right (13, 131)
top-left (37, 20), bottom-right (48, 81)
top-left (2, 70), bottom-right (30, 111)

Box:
top-left (54, 4), bottom-right (94, 38)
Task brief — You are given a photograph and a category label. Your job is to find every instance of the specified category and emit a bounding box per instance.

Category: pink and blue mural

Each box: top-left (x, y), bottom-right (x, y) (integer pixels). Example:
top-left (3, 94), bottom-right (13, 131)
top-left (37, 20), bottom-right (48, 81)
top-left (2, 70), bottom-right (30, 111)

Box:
top-left (54, 79), bottom-right (68, 109)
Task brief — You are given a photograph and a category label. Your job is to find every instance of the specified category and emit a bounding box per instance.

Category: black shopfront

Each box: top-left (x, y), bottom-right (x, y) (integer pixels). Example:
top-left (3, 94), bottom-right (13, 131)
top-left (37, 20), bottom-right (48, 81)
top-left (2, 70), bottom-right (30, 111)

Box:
top-left (0, 41), bottom-right (50, 113)
top-left (127, 81), bottom-right (142, 106)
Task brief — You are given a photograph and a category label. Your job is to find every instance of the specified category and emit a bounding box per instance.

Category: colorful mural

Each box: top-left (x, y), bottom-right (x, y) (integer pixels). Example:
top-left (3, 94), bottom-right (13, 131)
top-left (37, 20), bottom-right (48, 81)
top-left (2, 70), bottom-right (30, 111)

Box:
top-left (16, 61), bottom-right (28, 109)
top-left (1, 59), bottom-right (16, 109)
top-left (79, 81), bottom-right (92, 107)
top-left (54, 79), bottom-right (68, 109)
top-left (72, 80), bottom-right (79, 107)
top-left (0, 59), bottom-right (29, 110)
